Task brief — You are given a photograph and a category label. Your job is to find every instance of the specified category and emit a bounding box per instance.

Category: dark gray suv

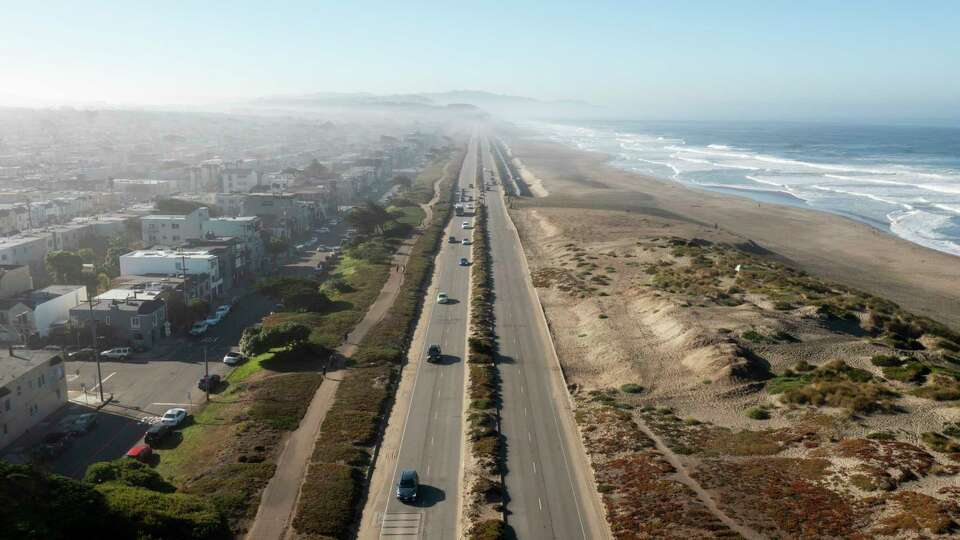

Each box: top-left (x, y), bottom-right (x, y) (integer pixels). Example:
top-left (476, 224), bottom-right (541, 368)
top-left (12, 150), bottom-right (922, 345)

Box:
top-left (396, 469), bottom-right (419, 502)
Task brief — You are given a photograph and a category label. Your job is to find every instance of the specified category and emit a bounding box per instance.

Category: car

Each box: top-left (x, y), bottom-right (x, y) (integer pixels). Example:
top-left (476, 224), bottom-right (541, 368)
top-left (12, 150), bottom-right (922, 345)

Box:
top-left (427, 344), bottom-right (441, 362)
top-left (223, 351), bottom-right (245, 366)
top-left (160, 408), bottom-right (188, 427)
top-left (216, 305), bottom-right (231, 318)
top-left (198, 374), bottom-right (221, 392)
top-left (396, 469), bottom-right (419, 502)
top-left (190, 321), bottom-right (209, 336)
top-left (58, 413), bottom-right (97, 435)
top-left (448, 235), bottom-right (457, 243)
top-left (318, 227), bottom-right (330, 233)
top-left (461, 238), bottom-right (471, 245)
top-left (462, 221), bottom-right (472, 229)
top-left (204, 313), bottom-right (222, 327)
top-left (144, 423), bottom-right (172, 445)
top-left (126, 444), bottom-right (153, 463)
top-left (100, 347), bottom-right (131, 359)
top-left (437, 292), bottom-right (449, 304)
top-left (67, 348), bottom-right (96, 361)
top-left (459, 257), bottom-right (470, 266)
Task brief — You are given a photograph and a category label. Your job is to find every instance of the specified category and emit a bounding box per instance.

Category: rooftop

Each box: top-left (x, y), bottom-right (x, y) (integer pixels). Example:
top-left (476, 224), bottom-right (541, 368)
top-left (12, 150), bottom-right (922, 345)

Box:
top-left (121, 249), bottom-right (216, 260)
top-left (0, 349), bottom-right (62, 385)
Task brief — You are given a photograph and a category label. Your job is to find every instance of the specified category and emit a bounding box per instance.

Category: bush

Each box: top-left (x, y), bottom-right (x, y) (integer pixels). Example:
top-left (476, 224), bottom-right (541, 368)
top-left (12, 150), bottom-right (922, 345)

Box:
top-left (96, 483), bottom-right (229, 540)
top-left (468, 519), bottom-right (506, 540)
top-left (240, 323), bottom-right (311, 356)
top-left (783, 380), bottom-right (900, 413)
top-left (84, 459), bottom-right (174, 492)
top-left (882, 362), bottom-right (930, 383)
top-left (746, 407), bottom-right (771, 420)
top-left (921, 432), bottom-right (960, 453)
top-left (870, 355), bottom-right (904, 367)
top-left (620, 383), bottom-right (644, 394)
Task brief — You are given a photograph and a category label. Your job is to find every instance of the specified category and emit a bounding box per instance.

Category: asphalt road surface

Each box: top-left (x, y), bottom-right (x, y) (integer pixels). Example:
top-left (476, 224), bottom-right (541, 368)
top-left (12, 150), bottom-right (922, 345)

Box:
top-left (378, 134), bottom-right (480, 538)
top-left (481, 135), bottom-right (609, 539)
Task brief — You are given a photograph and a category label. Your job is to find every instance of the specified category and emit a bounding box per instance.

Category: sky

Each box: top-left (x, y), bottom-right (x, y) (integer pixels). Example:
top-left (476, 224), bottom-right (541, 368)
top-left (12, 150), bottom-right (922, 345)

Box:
top-left (1, 0), bottom-right (958, 121)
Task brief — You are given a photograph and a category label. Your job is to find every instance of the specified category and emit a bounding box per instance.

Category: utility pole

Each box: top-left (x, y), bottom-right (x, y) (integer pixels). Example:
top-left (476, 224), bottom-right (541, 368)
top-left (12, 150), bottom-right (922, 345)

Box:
top-left (203, 343), bottom-right (209, 402)
top-left (87, 298), bottom-right (105, 402)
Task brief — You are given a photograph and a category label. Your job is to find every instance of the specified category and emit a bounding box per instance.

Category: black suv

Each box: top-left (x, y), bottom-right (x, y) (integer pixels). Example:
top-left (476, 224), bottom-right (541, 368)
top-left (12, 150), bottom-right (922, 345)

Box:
top-left (427, 344), bottom-right (441, 363)
top-left (145, 423), bottom-right (172, 445)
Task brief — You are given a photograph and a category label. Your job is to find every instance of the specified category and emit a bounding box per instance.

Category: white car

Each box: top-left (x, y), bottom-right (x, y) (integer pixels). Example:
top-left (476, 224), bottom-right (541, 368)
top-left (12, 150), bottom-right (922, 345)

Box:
top-left (100, 347), bottom-right (131, 359)
top-left (160, 408), bottom-right (188, 426)
top-left (216, 305), bottom-right (231, 318)
top-left (437, 292), bottom-right (449, 304)
top-left (189, 322), bottom-right (209, 336)
top-left (462, 221), bottom-right (472, 229)
top-left (461, 238), bottom-right (472, 245)
top-left (223, 351), bottom-right (245, 366)
top-left (204, 313), bottom-right (222, 327)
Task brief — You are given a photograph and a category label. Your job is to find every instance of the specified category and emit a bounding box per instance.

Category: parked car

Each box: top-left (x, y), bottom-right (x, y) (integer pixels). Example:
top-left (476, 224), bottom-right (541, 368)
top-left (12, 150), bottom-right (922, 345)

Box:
top-left (58, 413), bottom-right (97, 435)
top-left (126, 444), bottom-right (153, 463)
top-left (462, 221), bottom-right (472, 229)
top-left (67, 348), bottom-right (96, 361)
top-left (204, 313), bottom-right (222, 327)
top-left (144, 423), bottom-right (171, 445)
top-left (396, 469), bottom-right (419, 502)
top-left (461, 238), bottom-right (471, 245)
top-left (216, 305), bottom-right (231, 318)
top-left (223, 351), bottom-right (245, 366)
top-left (437, 292), bottom-right (449, 304)
top-left (160, 408), bottom-right (188, 427)
top-left (198, 374), bottom-right (221, 392)
top-left (427, 344), bottom-right (441, 363)
top-left (100, 347), bottom-right (131, 359)
top-left (318, 227), bottom-right (330, 233)
top-left (189, 322), bottom-right (209, 336)
top-left (448, 235), bottom-right (457, 243)
top-left (459, 257), bottom-right (470, 266)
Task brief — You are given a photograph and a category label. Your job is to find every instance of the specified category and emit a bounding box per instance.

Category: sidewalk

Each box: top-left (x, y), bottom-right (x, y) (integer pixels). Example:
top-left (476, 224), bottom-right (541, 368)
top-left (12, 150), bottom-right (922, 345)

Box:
top-left (246, 190), bottom-right (439, 540)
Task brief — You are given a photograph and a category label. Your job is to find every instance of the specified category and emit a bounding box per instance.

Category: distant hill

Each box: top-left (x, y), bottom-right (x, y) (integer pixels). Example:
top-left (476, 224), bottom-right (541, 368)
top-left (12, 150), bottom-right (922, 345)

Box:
top-left (250, 90), bottom-right (600, 119)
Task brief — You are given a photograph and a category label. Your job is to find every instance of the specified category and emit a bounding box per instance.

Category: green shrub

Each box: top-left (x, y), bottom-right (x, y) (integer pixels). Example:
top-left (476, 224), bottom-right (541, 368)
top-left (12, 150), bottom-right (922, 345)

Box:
top-left (468, 518), bottom-right (506, 540)
top-left (882, 362), bottom-right (930, 383)
top-left (921, 432), bottom-right (960, 453)
top-left (938, 339), bottom-right (960, 352)
top-left (746, 407), bottom-right (770, 420)
top-left (84, 459), bottom-right (174, 492)
top-left (870, 355), bottom-right (904, 367)
top-left (783, 380), bottom-right (900, 413)
top-left (866, 431), bottom-right (897, 441)
top-left (620, 383), bottom-right (644, 394)
top-left (96, 483), bottom-right (229, 540)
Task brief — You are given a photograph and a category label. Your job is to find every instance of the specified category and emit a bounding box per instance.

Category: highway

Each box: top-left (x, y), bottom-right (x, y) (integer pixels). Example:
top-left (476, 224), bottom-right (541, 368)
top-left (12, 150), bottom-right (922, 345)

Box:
top-left (374, 134), bottom-right (480, 538)
top-left (481, 135), bottom-right (609, 539)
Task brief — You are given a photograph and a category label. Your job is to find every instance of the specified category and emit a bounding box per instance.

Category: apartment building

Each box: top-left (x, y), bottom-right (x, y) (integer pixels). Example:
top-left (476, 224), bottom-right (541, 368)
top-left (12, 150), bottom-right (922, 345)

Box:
top-left (70, 296), bottom-right (167, 349)
top-left (119, 249), bottom-right (223, 300)
top-left (0, 350), bottom-right (67, 451)
top-left (141, 207), bottom-right (209, 245)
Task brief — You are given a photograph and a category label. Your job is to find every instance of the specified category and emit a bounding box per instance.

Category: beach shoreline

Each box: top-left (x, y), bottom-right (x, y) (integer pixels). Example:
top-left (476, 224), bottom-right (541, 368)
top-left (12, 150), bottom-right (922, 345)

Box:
top-left (507, 137), bottom-right (960, 327)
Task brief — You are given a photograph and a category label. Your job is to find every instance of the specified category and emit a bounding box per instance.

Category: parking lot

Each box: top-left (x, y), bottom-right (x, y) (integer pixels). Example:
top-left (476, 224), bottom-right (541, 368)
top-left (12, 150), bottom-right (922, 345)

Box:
top-left (1, 290), bottom-right (276, 478)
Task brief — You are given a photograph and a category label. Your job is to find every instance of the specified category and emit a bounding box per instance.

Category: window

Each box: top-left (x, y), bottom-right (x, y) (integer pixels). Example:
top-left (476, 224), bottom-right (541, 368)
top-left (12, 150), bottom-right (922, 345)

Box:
top-left (105, 315), bottom-right (111, 326)
top-left (131, 316), bottom-right (140, 329)
top-left (16, 386), bottom-right (20, 396)
top-left (0, 313), bottom-right (6, 324)
top-left (171, 223), bottom-right (180, 229)
top-left (4, 399), bottom-right (9, 411)
top-left (172, 235), bottom-right (180, 241)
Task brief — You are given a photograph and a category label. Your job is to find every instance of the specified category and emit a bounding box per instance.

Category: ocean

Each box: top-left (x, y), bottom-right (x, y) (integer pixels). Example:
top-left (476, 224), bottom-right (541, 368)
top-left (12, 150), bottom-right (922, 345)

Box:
top-left (532, 120), bottom-right (960, 257)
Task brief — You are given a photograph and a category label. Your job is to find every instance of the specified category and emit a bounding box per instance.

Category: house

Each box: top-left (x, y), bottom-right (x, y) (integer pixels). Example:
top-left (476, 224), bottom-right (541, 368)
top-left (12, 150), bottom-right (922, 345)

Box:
top-left (241, 194), bottom-right (314, 239)
top-left (0, 232), bottom-right (54, 285)
top-left (221, 167), bottom-right (259, 193)
top-left (46, 222), bottom-right (94, 251)
top-left (0, 285), bottom-right (88, 342)
top-left (141, 207), bottom-right (209, 245)
top-left (119, 249), bottom-right (223, 300)
top-left (69, 296), bottom-right (167, 350)
top-left (0, 350), bottom-right (67, 451)
top-left (202, 216), bottom-right (264, 272)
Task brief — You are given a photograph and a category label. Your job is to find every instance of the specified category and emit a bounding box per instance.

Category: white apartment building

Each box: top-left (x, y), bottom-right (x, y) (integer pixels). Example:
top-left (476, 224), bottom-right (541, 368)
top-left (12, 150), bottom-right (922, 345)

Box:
top-left (141, 207), bottom-right (209, 245)
top-left (0, 350), bottom-right (68, 451)
top-left (0, 233), bottom-right (54, 283)
top-left (203, 216), bottom-right (264, 272)
top-left (221, 167), bottom-right (259, 193)
top-left (119, 249), bottom-right (223, 300)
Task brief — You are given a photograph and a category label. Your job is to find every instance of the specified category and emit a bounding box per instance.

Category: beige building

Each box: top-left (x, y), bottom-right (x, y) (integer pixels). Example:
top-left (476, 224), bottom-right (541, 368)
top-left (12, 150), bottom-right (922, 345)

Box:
top-left (0, 350), bottom-right (67, 451)
top-left (0, 265), bottom-right (33, 300)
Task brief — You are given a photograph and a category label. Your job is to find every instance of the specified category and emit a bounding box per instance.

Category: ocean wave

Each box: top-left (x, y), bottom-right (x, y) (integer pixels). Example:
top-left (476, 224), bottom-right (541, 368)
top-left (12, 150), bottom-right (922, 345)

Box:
top-left (933, 203), bottom-right (960, 216)
top-left (919, 183), bottom-right (960, 195)
top-left (810, 185), bottom-right (914, 210)
top-left (888, 210), bottom-right (960, 257)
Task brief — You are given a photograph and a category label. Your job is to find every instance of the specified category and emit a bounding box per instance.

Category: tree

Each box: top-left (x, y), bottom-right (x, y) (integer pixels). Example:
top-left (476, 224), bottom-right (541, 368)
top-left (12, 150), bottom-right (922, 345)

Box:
top-left (78, 248), bottom-right (96, 264)
top-left (303, 159), bottom-right (328, 178)
top-left (97, 272), bottom-right (111, 293)
top-left (345, 200), bottom-right (391, 235)
top-left (46, 251), bottom-right (84, 284)
top-left (188, 299), bottom-right (210, 323)
top-left (393, 174), bottom-right (413, 189)
top-left (266, 237), bottom-right (289, 255)
top-left (103, 237), bottom-right (131, 277)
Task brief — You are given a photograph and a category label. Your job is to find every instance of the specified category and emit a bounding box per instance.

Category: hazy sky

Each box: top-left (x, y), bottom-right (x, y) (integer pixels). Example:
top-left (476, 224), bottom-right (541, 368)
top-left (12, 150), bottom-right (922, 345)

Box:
top-left (2, 1), bottom-right (958, 120)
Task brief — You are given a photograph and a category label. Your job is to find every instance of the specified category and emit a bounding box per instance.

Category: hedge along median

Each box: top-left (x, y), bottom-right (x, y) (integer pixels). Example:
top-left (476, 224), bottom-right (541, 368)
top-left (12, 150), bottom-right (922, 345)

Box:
top-left (290, 147), bottom-right (464, 539)
top-left (463, 199), bottom-right (507, 539)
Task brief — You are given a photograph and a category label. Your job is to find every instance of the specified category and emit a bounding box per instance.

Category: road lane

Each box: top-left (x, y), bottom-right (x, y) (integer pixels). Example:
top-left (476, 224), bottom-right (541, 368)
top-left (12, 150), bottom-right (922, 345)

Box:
top-left (481, 134), bottom-right (609, 539)
top-left (378, 134), bottom-right (479, 538)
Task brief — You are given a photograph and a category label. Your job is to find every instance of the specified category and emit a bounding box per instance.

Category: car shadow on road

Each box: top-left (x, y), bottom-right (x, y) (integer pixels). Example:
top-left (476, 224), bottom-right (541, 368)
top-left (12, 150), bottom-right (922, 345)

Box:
top-left (432, 354), bottom-right (461, 366)
top-left (494, 353), bottom-right (516, 365)
top-left (411, 484), bottom-right (445, 508)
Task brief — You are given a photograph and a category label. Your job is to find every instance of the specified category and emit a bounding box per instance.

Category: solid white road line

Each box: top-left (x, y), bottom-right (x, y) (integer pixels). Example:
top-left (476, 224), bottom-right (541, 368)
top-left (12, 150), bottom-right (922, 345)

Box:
top-left (89, 371), bottom-right (116, 392)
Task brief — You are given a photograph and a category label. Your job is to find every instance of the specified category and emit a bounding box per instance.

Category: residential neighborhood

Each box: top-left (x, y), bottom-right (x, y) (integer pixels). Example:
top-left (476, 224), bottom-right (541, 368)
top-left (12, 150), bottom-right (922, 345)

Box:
top-left (0, 109), bottom-right (443, 492)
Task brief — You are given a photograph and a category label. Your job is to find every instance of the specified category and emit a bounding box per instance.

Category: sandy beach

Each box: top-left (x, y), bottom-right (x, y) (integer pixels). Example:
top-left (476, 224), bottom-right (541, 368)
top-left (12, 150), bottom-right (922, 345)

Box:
top-left (503, 135), bottom-right (960, 538)
top-left (509, 139), bottom-right (960, 328)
